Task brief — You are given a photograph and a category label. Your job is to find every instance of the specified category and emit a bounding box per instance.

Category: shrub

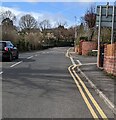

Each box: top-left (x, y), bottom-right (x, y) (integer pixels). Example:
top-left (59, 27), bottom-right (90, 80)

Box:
top-left (80, 36), bottom-right (88, 41)
top-left (88, 50), bottom-right (97, 56)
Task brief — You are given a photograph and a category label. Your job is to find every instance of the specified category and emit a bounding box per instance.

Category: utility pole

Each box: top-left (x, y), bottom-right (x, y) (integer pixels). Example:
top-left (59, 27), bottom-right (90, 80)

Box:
top-left (97, 6), bottom-right (102, 67)
top-left (74, 16), bottom-right (77, 46)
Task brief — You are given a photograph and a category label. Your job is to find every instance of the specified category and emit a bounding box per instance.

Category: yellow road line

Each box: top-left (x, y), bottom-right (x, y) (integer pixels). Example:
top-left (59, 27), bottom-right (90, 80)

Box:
top-left (65, 47), bottom-right (72, 58)
top-left (72, 66), bottom-right (108, 120)
top-left (68, 65), bottom-right (99, 120)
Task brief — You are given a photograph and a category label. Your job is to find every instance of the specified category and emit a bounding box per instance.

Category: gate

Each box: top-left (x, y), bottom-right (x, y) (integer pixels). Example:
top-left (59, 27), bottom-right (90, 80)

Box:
top-left (99, 44), bottom-right (104, 67)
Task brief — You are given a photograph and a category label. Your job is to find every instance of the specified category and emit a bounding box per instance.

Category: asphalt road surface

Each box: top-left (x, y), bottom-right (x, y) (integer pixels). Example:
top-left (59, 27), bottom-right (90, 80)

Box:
top-left (1, 47), bottom-right (114, 119)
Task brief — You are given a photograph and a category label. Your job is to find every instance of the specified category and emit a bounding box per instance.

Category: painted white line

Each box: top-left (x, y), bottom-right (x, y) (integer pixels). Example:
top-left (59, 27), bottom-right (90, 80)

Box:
top-left (82, 63), bottom-right (97, 66)
top-left (27, 56), bottom-right (33, 59)
top-left (76, 60), bottom-right (82, 65)
top-left (70, 57), bottom-right (76, 66)
top-left (76, 60), bottom-right (97, 66)
top-left (0, 72), bottom-right (3, 75)
top-left (10, 61), bottom-right (22, 68)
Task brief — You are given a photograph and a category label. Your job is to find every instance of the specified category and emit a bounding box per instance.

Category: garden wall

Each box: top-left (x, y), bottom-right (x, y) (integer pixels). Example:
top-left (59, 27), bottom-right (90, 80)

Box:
top-left (103, 43), bottom-right (116, 76)
top-left (82, 41), bottom-right (97, 55)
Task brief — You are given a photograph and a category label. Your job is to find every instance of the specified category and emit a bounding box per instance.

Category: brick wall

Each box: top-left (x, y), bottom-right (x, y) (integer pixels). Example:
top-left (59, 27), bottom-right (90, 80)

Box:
top-left (103, 43), bottom-right (116, 76)
top-left (82, 41), bottom-right (97, 55)
top-left (78, 41), bottom-right (83, 55)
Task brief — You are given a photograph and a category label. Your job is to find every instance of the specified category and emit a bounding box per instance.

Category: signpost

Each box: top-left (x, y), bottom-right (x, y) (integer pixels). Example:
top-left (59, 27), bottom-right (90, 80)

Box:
top-left (96, 4), bottom-right (116, 67)
top-left (96, 4), bottom-right (116, 43)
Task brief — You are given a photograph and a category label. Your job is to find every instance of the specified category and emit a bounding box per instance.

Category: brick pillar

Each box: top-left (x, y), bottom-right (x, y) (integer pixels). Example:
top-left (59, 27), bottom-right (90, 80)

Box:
top-left (113, 44), bottom-right (116, 76)
top-left (103, 44), bottom-right (107, 69)
top-left (78, 40), bottom-right (84, 55)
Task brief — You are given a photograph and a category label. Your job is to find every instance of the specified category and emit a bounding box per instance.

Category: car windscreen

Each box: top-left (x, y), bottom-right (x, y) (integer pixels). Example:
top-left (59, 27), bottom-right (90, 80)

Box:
top-left (0, 42), bottom-right (6, 51)
top-left (6, 41), bottom-right (13, 47)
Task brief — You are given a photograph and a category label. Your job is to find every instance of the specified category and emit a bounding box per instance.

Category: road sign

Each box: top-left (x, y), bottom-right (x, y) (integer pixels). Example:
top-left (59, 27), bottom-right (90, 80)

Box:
top-left (96, 4), bottom-right (116, 67)
top-left (96, 6), bottom-right (116, 28)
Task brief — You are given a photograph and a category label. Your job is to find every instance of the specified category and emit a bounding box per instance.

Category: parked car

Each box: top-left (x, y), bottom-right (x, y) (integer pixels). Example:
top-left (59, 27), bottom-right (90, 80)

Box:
top-left (0, 41), bottom-right (19, 61)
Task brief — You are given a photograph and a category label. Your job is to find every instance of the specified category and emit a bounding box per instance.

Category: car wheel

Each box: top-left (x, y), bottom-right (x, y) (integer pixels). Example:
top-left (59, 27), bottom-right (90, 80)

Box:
top-left (9, 54), bottom-right (13, 62)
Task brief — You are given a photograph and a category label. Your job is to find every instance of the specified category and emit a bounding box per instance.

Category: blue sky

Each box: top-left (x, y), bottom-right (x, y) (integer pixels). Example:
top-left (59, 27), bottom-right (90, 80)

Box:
top-left (1, 2), bottom-right (114, 27)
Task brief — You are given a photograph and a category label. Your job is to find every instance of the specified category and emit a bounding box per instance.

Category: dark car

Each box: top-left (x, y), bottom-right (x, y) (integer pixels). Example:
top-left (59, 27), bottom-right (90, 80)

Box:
top-left (0, 41), bottom-right (19, 61)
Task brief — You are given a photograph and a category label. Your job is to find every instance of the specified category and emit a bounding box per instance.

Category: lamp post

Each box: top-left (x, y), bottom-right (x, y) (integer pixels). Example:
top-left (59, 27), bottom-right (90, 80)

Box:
top-left (74, 16), bottom-right (77, 49)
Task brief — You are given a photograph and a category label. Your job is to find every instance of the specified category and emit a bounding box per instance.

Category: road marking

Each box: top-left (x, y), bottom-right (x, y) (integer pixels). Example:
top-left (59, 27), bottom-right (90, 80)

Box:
top-left (27, 56), bottom-right (33, 59)
top-left (76, 60), bottom-right (97, 66)
top-left (65, 48), bottom-right (72, 58)
top-left (35, 54), bottom-right (37, 56)
top-left (68, 65), bottom-right (99, 120)
top-left (68, 48), bottom-right (109, 118)
top-left (76, 60), bottom-right (82, 65)
top-left (72, 66), bottom-right (108, 120)
top-left (70, 57), bottom-right (76, 66)
top-left (81, 63), bottom-right (97, 66)
top-left (65, 48), bottom-right (76, 66)
top-left (0, 72), bottom-right (3, 75)
top-left (10, 61), bottom-right (22, 68)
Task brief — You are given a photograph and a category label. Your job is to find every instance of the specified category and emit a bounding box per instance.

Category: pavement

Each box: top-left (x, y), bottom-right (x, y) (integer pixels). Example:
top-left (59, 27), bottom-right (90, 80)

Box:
top-left (1, 47), bottom-right (115, 119)
top-left (69, 48), bottom-right (116, 115)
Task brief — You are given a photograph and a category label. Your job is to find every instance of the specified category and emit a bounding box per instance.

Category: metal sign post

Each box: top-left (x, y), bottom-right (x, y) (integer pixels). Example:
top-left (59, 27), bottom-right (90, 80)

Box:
top-left (111, 5), bottom-right (115, 44)
top-left (97, 6), bottom-right (102, 67)
top-left (96, 5), bottom-right (116, 35)
top-left (96, 4), bottom-right (116, 67)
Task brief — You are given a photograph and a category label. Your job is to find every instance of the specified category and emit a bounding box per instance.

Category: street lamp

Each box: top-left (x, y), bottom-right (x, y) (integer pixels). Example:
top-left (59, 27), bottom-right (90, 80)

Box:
top-left (74, 16), bottom-right (77, 47)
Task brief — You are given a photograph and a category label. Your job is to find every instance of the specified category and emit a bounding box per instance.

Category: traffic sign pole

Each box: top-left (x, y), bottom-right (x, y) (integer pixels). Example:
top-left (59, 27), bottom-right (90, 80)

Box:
top-left (111, 5), bottom-right (115, 44)
top-left (97, 6), bottom-right (102, 67)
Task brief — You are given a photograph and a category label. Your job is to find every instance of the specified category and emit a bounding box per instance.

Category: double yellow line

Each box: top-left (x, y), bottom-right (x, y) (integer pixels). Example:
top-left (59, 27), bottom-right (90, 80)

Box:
top-left (68, 65), bottom-right (108, 120)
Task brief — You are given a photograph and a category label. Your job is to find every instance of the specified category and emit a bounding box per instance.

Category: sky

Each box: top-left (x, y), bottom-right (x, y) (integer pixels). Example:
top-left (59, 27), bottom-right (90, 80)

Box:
top-left (0, 1), bottom-right (115, 28)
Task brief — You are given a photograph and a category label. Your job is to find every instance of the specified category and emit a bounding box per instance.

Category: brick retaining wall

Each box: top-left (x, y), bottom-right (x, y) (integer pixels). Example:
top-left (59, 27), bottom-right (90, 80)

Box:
top-left (82, 41), bottom-right (97, 55)
top-left (103, 43), bottom-right (116, 76)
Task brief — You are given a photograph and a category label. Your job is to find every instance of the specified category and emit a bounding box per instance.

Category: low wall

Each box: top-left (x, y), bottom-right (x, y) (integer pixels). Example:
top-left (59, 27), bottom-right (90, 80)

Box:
top-left (82, 41), bottom-right (97, 55)
top-left (103, 43), bottom-right (116, 76)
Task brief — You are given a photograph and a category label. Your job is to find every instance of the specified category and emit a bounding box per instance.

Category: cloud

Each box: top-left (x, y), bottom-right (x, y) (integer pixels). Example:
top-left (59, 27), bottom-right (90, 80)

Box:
top-left (0, 6), bottom-right (71, 27)
top-left (0, 6), bottom-right (43, 19)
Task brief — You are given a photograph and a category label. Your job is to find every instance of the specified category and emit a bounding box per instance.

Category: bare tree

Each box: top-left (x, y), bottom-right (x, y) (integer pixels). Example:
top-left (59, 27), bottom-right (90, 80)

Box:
top-left (19, 14), bottom-right (37, 31)
top-left (56, 21), bottom-right (67, 28)
top-left (0, 10), bottom-right (16, 22)
top-left (1, 11), bottom-right (18, 42)
top-left (84, 6), bottom-right (96, 41)
top-left (39, 19), bottom-right (51, 31)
